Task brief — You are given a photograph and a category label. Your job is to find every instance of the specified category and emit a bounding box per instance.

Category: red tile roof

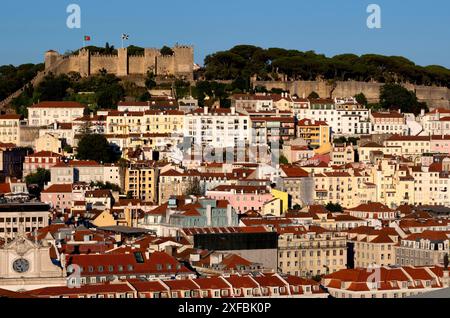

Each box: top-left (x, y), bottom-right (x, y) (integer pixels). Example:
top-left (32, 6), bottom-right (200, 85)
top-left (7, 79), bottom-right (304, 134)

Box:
top-left (27, 151), bottom-right (62, 158)
top-left (29, 101), bottom-right (85, 109)
top-left (0, 114), bottom-right (22, 120)
top-left (280, 165), bottom-right (310, 178)
top-left (42, 184), bottom-right (73, 193)
top-left (347, 202), bottom-right (394, 213)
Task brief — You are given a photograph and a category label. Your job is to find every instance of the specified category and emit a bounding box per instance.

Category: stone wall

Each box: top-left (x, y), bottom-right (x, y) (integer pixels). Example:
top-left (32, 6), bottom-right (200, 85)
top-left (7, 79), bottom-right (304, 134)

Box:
top-left (19, 126), bottom-right (41, 148)
top-left (254, 80), bottom-right (450, 109)
top-left (45, 45), bottom-right (194, 80)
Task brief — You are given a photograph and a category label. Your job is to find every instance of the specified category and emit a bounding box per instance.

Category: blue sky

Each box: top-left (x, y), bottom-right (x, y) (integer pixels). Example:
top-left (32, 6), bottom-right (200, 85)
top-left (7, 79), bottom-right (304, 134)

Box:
top-left (1, 0), bottom-right (449, 67)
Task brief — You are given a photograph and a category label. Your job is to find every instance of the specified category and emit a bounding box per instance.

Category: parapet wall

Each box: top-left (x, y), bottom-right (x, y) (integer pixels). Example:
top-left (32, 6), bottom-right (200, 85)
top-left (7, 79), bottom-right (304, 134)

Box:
top-left (254, 80), bottom-right (450, 109)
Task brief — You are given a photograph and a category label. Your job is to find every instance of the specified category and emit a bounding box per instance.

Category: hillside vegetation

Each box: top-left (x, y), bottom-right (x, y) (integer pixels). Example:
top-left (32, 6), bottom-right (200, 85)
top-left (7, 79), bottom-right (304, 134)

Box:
top-left (202, 45), bottom-right (450, 88)
top-left (0, 63), bottom-right (44, 101)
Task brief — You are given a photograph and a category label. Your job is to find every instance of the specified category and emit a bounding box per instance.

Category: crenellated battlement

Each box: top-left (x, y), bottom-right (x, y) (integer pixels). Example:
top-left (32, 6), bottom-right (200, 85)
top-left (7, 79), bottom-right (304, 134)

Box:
top-left (44, 44), bottom-right (194, 80)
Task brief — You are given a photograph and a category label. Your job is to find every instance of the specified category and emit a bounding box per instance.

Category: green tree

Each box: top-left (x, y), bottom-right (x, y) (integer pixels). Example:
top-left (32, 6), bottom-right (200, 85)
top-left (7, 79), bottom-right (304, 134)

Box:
top-left (127, 45), bottom-right (144, 56)
top-left (354, 92), bottom-right (368, 106)
top-left (0, 63), bottom-right (44, 101)
top-left (34, 73), bottom-right (71, 101)
top-left (138, 91), bottom-right (151, 101)
top-left (76, 134), bottom-right (119, 163)
top-left (145, 71), bottom-right (157, 90)
top-left (326, 202), bottom-right (343, 213)
top-left (186, 178), bottom-right (203, 196)
top-left (160, 46), bottom-right (174, 56)
top-left (63, 144), bottom-right (73, 153)
top-left (25, 168), bottom-right (50, 197)
top-left (380, 83), bottom-right (428, 115)
top-left (279, 155), bottom-right (289, 164)
top-left (308, 91), bottom-right (320, 99)
top-left (202, 45), bottom-right (450, 87)
top-left (174, 80), bottom-right (191, 99)
top-left (91, 181), bottom-right (121, 193)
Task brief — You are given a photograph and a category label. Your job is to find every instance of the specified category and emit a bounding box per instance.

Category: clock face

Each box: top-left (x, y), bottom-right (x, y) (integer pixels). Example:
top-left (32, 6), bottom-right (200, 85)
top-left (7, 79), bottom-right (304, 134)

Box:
top-left (13, 258), bottom-right (30, 273)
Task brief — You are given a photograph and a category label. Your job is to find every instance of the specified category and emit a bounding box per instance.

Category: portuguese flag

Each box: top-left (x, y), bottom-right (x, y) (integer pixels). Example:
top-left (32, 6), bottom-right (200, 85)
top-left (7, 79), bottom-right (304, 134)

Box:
top-left (84, 35), bottom-right (91, 41)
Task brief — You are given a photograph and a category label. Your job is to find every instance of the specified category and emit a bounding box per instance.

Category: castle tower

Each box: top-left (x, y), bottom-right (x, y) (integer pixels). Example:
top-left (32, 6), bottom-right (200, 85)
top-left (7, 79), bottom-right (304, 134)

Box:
top-left (44, 50), bottom-right (60, 71)
top-left (117, 48), bottom-right (129, 76)
top-left (172, 45), bottom-right (194, 81)
top-left (144, 48), bottom-right (159, 74)
top-left (78, 48), bottom-right (91, 76)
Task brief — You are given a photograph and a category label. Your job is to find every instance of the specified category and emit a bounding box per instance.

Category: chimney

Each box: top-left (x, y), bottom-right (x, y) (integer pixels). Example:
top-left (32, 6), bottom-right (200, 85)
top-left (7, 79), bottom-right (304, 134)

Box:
top-left (165, 245), bottom-right (175, 256)
top-left (226, 204), bottom-right (233, 225)
top-left (204, 106), bottom-right (208, 115)
top-left (206, 204), bottom-right (212, 226)
top-left (231, 107), bottom-right (236, 115)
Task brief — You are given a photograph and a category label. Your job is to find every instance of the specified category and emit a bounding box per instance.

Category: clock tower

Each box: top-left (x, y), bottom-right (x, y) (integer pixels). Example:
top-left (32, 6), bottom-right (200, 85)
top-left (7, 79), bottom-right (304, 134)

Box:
top-left (0, 227), bottom-right (66, 291)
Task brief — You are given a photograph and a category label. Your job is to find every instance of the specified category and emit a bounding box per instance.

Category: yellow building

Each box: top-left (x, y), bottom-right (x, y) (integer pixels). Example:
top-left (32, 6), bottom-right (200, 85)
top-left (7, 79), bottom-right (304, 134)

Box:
top-left (106, 111), bottom-right (143, 135)
top-left (35, 133), bottom-right (63, 154)
top-left (314, 169), bottom-right (376, 208)
top-left (262, 198), bottom-right (283, 216)
top-left (370, 157), bottom-right (415, 208)
top-left (125, 161), bottom-right (159, 203)
top-left (91, 210), bottom-right (117, 227)
top-left (278, 226), bottom-right (347, 277)
top-left (271, 188), bottom-right (289, 214)
top-left (384, 135), bottom-right (431, 160)
top-left (349, 228), bottom-right (399, 268)
top-left (105, 110), bottom-right (185, 136)
top-left (142, 110), bottom-right (184, 134)
top-left (0, 115), bottom-right (21, 145)
top-left (297, 119), bottom-right (330, 148)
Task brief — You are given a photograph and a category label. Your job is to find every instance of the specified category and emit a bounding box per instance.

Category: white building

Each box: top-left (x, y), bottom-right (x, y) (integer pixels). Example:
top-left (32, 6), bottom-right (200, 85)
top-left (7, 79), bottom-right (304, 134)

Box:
top-left (28, 101), bottom-right (85, 127)
top-left (49, 160), bottom-right (119, 186)
top-left (296, 99), bottom-right (371, 136)
top-left (184, 107), bottom-right (251, 150)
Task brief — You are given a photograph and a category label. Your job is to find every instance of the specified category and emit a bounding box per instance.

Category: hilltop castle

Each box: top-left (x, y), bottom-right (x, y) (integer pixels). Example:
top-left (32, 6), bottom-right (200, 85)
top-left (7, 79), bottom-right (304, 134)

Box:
top-left (45, 45), bottom-right (194, 80)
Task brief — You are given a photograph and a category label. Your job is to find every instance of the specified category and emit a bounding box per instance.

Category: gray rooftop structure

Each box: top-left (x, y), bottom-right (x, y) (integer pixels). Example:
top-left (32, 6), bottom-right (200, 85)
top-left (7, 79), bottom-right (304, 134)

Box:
top-left (408, 287), bottom-right (450, 298)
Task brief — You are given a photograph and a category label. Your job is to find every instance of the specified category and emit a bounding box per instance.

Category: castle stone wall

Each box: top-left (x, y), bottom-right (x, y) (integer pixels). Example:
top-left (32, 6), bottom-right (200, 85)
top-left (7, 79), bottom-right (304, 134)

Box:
top-left (254, 80), bottom-right (450, 109)
top-left (129, 55), bottom-right (145, 74)
top-left (90, 54), bottom-right (118, 74)
top-left (45, 45), bottom-right (194, 80)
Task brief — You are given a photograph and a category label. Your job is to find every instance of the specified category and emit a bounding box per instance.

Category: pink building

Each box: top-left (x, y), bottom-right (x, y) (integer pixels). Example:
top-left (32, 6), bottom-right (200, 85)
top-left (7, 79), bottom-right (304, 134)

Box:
top-left (206, 185), bottom-right (273, 214)
top-left (41, 184), bottom-right (85, 210)
top-left (23, 151), bottom-right (62, 176)
top-left (430, 135), bottom-right (450, 154)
